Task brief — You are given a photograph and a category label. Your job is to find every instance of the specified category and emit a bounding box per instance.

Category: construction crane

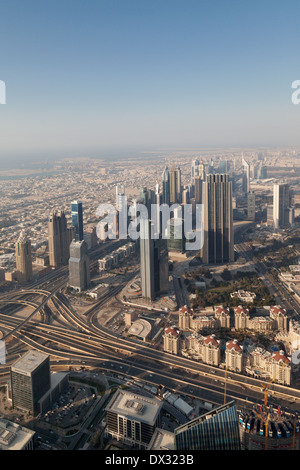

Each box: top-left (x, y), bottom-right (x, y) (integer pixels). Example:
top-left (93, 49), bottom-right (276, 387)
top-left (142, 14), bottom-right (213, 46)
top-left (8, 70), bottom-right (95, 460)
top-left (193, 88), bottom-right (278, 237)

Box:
top-left (224, 364), bottom-right (228, 405)
top-left (253, 407), bottom-right (270, 450)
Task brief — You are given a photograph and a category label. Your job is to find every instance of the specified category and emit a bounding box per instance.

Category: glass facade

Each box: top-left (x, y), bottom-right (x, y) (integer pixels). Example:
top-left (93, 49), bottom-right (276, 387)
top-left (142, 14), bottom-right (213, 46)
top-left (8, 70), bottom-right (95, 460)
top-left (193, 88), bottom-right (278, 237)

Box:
top-left (71, 201), bottom-right (83, 241)
top-left (174, 401), bottom-right (241, 450)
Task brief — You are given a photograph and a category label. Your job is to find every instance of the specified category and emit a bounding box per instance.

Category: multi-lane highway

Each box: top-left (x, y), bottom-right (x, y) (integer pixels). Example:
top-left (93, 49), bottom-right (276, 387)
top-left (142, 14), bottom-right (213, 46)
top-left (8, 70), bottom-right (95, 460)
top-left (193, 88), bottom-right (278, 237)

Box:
top-left (0, 238), bottom-right (300, 416)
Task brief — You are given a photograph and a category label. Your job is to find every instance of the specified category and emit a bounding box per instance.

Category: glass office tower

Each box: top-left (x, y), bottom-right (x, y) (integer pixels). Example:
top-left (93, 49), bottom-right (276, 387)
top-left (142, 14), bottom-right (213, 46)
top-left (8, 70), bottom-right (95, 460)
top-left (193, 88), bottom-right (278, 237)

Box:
top-left (71, 200), bottom-right (83, 241)
top-left (174, 401), bottom-right (241, 450)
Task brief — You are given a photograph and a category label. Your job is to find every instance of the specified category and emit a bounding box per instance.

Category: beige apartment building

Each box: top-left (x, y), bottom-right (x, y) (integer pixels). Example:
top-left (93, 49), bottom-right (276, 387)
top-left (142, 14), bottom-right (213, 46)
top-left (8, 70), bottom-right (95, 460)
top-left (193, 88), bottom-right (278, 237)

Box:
top-left (183, 333), bottom-right (221, 366)
top-left (163, 326), bottom-right (181, 355)
top-left (179, 305), bottom-right (231, 332)
top-left (246, 347), bottom-right (291, 385)
top-left (234, 305), bottom-right (288, 333)
top-left (225, 340), bottom-right (244, 373)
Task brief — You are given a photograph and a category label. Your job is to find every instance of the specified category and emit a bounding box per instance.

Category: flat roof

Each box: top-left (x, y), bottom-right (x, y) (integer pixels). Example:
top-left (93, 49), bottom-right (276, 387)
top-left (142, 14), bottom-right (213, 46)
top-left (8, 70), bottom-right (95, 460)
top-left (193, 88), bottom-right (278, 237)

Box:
top-left (127, 319), bottom-right (151, 339)
top-left (106, 389), bottom-right (162, 426)
top-left (0, 418), bottom-right (35, 450)
top-left (11, 350), bottom-right (49, 375)
top-left (148, 428), bottom-right (174, 450)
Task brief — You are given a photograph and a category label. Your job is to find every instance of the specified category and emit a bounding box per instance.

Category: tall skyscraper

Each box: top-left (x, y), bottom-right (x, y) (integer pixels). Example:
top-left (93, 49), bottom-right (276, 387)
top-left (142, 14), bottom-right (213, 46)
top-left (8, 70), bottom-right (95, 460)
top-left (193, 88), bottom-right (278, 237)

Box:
top-left (174, 401), bottom-right (241, 450)
top-left (116, 184), bottom-right (128, 239)
top-left (194, 176), bottom-right (203, 204)
top-left (11, 350), bottom-right (51, 416)
top-left (242, 156), bottom-right (250, 195)
top-left (71, 200), bottom-right (84, 241)
top-left (191, 158), bottom-right (200, 184)
top-left (167, 218), bottom-right (185, 253)
top-left (68, 239), bottom-right (90, 292)
top-left (48, 210), bottom-right (69, 267)
top-left (15, 231), bottom-right (33, 282)
top-left (162, 166), bottom-right (170, 205)
top-left (201, 174), bottom-right (234, 264)
top-left (273, 183), bottom-right (291, 229)
top-left (140, 218), bottom-right (168, 301)
top-left (247, 191), bottom-right (256, 221)
top-left (169, 165), bottom-right (181, 204)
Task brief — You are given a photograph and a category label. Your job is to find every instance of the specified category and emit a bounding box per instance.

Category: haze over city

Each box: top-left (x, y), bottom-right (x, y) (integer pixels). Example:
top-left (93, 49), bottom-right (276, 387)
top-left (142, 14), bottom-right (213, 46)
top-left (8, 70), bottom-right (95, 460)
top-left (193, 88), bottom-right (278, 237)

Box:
top-left (1, 0), bottom-right (300, 167)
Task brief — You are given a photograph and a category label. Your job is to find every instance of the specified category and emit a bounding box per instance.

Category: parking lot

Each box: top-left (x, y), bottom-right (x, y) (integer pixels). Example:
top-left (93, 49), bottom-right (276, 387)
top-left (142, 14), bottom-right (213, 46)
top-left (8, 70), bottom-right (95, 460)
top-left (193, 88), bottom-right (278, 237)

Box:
top-left (41, 382), bottom-right (96, 430)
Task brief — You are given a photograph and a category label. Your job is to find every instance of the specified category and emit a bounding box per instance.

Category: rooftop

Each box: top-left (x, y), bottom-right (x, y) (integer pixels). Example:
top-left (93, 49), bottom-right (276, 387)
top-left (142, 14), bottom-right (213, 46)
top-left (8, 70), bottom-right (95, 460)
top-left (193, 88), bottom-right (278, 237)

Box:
top-left (106, 389), bottom-right (162, 426)
top-left (11, 350), bottom-right (49, 374)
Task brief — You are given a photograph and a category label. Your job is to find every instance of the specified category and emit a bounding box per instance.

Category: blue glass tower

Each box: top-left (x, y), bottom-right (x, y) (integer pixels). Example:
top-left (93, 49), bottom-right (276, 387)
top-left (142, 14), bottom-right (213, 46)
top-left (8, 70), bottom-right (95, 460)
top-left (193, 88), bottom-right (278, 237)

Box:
top-left (174, 401), bottom-right (241, 450)
top-left (71, 200), bottom-right (83, 241)
top-left (162, 166), bottom-right (170, 205)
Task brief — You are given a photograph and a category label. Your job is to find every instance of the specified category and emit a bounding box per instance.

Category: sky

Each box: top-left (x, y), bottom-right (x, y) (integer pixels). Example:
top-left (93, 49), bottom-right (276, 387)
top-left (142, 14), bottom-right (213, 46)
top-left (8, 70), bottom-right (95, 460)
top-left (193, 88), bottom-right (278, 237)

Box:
top-left (1, 0), bottom-right (300, 164)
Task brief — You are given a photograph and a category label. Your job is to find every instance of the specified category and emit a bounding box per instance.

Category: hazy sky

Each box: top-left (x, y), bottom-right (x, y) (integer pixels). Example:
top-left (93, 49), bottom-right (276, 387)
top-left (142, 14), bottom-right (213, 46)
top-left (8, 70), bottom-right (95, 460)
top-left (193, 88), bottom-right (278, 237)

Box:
top-left (1, 0), bottom-right (300, 163)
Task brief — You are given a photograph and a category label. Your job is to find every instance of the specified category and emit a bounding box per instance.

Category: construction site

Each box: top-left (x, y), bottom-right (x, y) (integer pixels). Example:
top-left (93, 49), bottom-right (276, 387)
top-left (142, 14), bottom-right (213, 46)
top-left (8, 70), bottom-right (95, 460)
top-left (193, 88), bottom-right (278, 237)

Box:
top-left (239, 405), bottom-right (300, 450)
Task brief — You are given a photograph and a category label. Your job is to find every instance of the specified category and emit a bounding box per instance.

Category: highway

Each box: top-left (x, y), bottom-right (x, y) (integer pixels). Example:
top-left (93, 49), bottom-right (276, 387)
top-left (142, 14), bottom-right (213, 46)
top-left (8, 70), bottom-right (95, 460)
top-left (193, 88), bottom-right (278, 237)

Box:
top-left (0, 237), bottom-right (300, 416)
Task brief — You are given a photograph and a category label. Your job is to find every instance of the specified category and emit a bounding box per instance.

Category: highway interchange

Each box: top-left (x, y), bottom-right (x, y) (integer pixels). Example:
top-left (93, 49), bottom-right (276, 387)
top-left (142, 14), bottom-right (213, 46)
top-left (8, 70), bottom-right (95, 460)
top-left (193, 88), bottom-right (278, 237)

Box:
top-left (0, 237), bottom-right (300, 423)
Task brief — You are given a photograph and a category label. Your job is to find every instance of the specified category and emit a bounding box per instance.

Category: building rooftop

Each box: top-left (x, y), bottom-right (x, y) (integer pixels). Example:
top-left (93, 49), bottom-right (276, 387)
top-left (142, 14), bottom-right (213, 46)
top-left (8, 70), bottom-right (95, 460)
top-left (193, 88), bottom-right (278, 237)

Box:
top-left (128, 319), bottom-right (152, 339)
top-left (106, 389), bottom-right (162, 426)
top-left (11, 350), bottom-right (49, 375)
top-left (148, 428), bottom-right (174, 450)
top-left (0, 417), bottom-right (35, 450)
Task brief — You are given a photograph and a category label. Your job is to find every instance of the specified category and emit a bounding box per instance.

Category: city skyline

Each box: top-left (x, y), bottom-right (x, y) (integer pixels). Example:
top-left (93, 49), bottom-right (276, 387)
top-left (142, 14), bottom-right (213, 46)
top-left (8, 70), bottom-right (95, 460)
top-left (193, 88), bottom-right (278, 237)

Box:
top-left (2, 1), bottom-right (300, 454)
top-left (1, 0), bottom-right (300, 164)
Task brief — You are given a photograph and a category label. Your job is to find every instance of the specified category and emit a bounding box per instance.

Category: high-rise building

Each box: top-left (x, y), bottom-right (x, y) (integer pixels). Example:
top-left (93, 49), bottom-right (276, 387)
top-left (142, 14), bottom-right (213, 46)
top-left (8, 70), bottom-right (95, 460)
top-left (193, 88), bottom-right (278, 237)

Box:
top-left (15, 232), bottom-right (33, 282)
top-left (259, 163), bottom-right (267, 179)
top-left (191, 159), bottom-right (200, 184)
top-left (169, 165), bottom-right (181, 204)
top-left (84, 226), bottom-right (98, 250)
top-left (11, 350), bottom-right (51, 416)
top-left (71, 200), bottom-right (84, 241)
top-left (242, 156), bottom-right (250, 195)
top-left (162, 166), bottom-right (170, 205)
top-left (116, 185), bottom-right (128, 239)
top-left (273, 183), bottom-right (291, 229)
top-left (68, 239), bottom-right (90, 292)
top-left (194, 176), bottom-right (203, 204)
top-left (174, 401), bottom-right (241, 450)
top-left (167, 218), bottom-right (185, 253)
top-left (140, 218), bottom-right (168, 301)
top-left (201, 174), bottom-right (234, 264)
top-left (48, 210), bottom-right (69, 267)
top-left (247, 191), bottom-right (256, 221)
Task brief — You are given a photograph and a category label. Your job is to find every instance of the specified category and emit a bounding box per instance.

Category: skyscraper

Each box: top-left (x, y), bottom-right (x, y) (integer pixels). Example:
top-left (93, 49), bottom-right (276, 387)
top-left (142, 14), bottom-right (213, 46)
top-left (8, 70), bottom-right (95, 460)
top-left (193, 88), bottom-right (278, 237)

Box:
top-left (194, 176), bottom-right (203, 204)
top-left (247, 191), bottom-right (256, 221)
top-left (15, 231), bottom-right (33, 282)
top-left (191, 158), bottom-right (200, 184)
top-left (169, 165), bottom-right (181, 204)
top-left (11, 350), bottom-right (51, 416)
top-left (116, 185), bottom-right (128, 239)
top-left (162, 166), bottom-right (170, 205)
top-left (201, 174), bottom-right (234, 264)
top-left (68, 239), bottom-right (90, 292)
top-left (174, 401), bottom-right (241, 450)
top-left (48, 210), bottom-right (69, 267)
top-left (140, 218), bottom-right (168, 301)
top-left (71, 200), bottom-right (84, 241)
top-left (242, 156), bottom-right (250, 195)
top-left (273, 183), bottom-right (291, 229)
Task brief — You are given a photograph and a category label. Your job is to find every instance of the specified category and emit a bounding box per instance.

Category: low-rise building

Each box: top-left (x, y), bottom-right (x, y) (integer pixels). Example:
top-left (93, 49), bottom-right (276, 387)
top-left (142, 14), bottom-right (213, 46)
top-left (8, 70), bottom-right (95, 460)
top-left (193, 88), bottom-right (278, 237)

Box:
top-left (105, 389), bottom-right (162, 449)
